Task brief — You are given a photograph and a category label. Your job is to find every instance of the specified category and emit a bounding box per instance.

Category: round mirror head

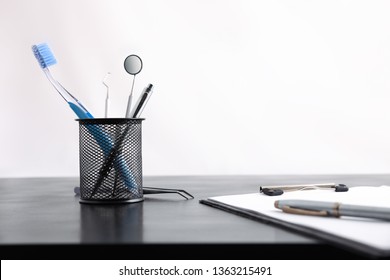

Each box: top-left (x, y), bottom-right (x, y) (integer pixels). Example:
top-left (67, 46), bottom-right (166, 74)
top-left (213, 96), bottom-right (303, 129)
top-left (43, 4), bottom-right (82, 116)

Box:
top-left (124, 54), bottom-right (143, 75)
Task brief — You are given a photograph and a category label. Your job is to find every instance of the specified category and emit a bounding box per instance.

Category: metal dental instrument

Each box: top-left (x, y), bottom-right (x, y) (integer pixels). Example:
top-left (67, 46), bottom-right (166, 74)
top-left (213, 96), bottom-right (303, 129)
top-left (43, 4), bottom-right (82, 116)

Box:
top-left (102, 72), bottom-right (111, 118)
top-left (143, 187), bottom-right (194, 200)
top-left (124, 54), bottom-right (143, 118)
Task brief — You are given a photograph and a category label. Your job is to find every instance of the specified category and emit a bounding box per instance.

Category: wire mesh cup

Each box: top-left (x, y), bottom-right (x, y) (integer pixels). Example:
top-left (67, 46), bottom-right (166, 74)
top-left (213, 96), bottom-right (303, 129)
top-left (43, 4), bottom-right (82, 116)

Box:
top-left (77, 118), bottom-right (144, 204)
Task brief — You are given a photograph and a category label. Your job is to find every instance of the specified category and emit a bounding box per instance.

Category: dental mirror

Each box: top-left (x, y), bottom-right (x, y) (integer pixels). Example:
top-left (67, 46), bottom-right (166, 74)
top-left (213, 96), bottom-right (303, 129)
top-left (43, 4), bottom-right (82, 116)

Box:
top-left (124, 54), bottom-right (143, 117)
top-left (124, 55), bottom-right (143, 75)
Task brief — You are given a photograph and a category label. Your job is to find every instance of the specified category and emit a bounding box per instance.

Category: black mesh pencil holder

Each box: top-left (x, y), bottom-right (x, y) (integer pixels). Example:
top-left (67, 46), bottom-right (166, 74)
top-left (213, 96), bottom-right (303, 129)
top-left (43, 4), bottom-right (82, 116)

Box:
top-left (77, 118), bottom-right (144, 204)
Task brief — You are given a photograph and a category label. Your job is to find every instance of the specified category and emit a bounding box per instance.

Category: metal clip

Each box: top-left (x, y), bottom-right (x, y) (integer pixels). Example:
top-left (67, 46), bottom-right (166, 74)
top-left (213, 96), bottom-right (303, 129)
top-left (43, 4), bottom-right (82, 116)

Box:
top-left (260, 183), bottom-right (348, 196)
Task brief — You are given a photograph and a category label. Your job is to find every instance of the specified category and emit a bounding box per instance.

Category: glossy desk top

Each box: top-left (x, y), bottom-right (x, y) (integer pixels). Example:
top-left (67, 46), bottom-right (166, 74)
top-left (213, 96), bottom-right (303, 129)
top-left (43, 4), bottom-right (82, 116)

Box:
top-left (1, 175), bottom-right (389, 259)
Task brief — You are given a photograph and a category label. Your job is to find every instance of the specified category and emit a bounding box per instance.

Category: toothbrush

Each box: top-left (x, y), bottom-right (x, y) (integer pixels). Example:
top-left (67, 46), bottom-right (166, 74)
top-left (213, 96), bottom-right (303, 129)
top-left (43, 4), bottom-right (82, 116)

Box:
top-left (32, 43), bottom-right (138, 194)
top-left (32, 43), bottom-right (93, 119)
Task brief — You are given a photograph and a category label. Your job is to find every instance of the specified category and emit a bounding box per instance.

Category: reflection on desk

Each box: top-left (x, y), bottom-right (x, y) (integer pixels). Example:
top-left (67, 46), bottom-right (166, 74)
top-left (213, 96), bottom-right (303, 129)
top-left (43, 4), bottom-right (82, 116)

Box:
top-left (80, 203), bottom-right (143, 243)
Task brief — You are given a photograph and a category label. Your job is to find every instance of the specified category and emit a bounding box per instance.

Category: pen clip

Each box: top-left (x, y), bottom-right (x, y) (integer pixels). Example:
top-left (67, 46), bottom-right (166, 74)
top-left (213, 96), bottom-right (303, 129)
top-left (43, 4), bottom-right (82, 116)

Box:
top-left (281, 206), bottom-right (329, 217)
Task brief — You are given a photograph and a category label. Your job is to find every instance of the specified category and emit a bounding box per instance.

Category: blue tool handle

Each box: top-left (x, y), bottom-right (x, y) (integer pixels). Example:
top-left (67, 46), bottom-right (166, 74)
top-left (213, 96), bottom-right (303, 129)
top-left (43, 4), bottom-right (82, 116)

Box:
top-left (87, 125), bottom-right (138, 191)
top-left (69, 102), bottom-right (93, 119)
top-left (69, 102), bottom-right (138, 190)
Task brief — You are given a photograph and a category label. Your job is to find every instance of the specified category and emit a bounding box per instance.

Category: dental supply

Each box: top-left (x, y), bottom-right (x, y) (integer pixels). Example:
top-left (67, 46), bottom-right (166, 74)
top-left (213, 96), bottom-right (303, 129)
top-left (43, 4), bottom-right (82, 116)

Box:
top-left (124, 54), bottom-right (143, 118)
top-left (102, 72), bottom-right (111, 118)
top-left (92, 82), bottom-right (153, 196)
top-left (32, 43), bottom-right (138, 192)
top-left (131, 84), bottom-right (154, 118)
top-left (32, 43), bottom-right (93, 119)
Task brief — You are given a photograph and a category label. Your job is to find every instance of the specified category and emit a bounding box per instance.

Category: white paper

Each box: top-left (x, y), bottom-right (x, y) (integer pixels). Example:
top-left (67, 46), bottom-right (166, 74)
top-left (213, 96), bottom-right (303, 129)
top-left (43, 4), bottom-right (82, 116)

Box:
top-left (208, 186), bottom-right (390, 250)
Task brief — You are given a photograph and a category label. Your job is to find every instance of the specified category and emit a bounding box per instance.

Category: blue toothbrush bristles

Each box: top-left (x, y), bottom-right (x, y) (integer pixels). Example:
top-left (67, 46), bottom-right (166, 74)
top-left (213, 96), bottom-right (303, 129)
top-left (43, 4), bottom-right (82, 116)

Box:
top-left (32, 43), bottom-right (57, 69)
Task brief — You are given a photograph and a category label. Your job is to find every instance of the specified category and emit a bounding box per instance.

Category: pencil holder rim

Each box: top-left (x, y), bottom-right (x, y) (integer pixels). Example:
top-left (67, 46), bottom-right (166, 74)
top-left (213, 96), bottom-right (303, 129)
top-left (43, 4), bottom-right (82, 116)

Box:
top-left (79, 197), bottom-right (144, 204)
top-left (76, 118), bottom-right (145, 124)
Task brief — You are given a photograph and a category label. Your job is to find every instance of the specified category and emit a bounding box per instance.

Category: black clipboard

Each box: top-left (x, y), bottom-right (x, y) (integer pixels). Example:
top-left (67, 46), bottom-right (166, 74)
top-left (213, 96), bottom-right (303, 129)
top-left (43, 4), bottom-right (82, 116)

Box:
top-left (199, 197), bottom-right (390, 259)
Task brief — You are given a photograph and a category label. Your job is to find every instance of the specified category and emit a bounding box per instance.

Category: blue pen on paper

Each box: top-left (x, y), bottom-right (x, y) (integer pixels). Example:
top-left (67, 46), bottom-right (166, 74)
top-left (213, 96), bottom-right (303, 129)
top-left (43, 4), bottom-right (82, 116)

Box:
top-left (131, 84), bottom-right (154, 118)
top-left (32, 43), bottom-right (138, 193)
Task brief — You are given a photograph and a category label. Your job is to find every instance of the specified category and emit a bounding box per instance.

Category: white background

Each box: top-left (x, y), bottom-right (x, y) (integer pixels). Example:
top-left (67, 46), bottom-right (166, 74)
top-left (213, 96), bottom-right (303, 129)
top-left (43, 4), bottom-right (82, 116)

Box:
top-left (1, 260), bottom-right (389, 280)
top-left (2, 260), bottom-right (389, 280)
top-left (1, 0), bottom-right (390, 177)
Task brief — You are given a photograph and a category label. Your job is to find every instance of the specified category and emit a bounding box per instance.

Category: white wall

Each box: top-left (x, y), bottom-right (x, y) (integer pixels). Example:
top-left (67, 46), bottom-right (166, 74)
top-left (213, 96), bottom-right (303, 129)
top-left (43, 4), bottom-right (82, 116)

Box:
top-left (1, 0), bottom-right (390, 177)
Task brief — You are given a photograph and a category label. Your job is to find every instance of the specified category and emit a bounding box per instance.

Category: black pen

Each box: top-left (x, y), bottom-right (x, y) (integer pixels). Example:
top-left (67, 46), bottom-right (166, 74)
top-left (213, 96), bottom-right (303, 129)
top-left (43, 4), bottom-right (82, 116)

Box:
top-left (131, 84), bottom-right (154, 118)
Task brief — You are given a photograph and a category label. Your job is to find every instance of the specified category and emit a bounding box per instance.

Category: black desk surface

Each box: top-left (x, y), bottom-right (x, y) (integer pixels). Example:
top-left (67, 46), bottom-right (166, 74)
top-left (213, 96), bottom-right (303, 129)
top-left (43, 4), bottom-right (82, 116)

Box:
top-left (1, 174), bottom-right (389, 259)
